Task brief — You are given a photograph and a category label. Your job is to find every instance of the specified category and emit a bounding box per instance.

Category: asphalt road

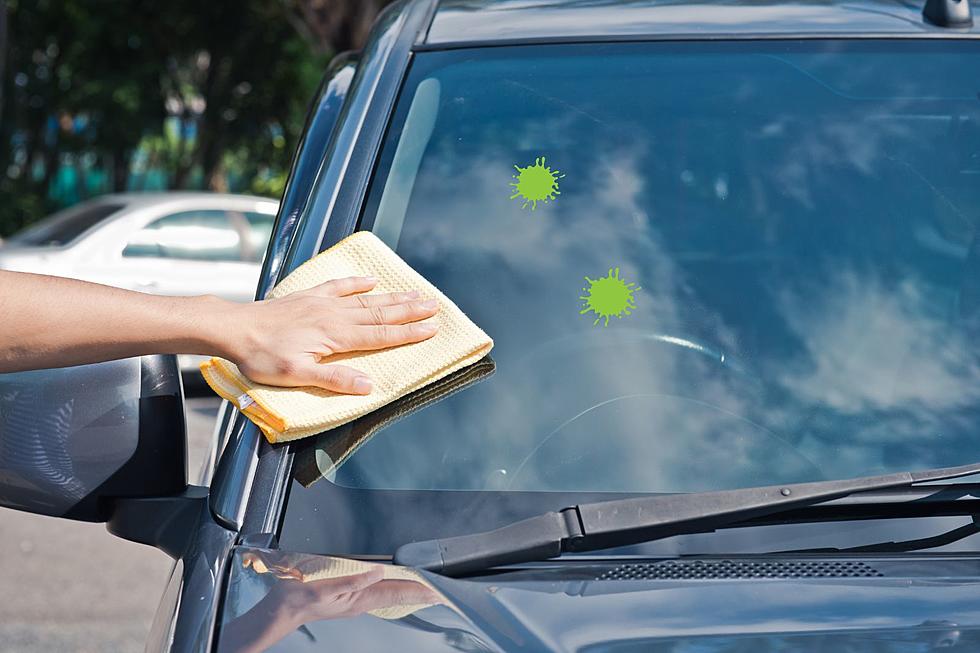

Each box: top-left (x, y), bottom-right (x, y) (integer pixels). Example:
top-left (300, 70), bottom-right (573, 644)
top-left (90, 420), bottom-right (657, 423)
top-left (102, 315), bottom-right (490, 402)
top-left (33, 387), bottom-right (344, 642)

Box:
top-left (0, 395), bottom-right (222, 653)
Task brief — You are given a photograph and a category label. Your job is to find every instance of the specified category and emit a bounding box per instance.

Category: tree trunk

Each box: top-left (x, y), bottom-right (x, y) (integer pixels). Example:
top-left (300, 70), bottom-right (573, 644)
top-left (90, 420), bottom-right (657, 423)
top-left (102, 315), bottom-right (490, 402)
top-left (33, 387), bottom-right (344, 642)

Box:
top-left (111, 147), bottom-right (130, 192)
top-left (194, 51), bottom-right (229, 190)
top-left (172, 157), bottom-right (192, 189)
top-left (200, 126), bottom-right (224, 190)
top-left (37, 144), bottom-right (58, 195)
top-left (286, 0), bottom-right (389, 55)
top-left (170, 112), bottom-right (192, 189)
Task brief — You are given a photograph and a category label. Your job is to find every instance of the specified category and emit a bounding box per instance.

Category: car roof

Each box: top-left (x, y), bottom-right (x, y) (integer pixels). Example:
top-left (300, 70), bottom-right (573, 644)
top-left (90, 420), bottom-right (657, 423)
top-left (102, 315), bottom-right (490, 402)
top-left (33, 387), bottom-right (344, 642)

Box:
top-left (86, 191), bottom-right (279, 209)
top-left (422, 0), bottom-right (980, 47)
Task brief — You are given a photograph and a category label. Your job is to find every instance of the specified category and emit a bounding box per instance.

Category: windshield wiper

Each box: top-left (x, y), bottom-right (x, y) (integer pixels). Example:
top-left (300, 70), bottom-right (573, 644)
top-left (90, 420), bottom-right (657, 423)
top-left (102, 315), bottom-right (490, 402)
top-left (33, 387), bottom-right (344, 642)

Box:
top-left (393, 462), bottom-right (980, 576)
top-left (774, 516), bottom-right (980, 554)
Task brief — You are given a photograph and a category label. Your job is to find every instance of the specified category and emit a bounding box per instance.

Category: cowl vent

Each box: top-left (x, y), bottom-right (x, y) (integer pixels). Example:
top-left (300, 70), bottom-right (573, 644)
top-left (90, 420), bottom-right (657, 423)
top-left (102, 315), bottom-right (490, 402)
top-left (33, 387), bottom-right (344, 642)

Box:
top-left (598, 559), bottom-right (884, 581)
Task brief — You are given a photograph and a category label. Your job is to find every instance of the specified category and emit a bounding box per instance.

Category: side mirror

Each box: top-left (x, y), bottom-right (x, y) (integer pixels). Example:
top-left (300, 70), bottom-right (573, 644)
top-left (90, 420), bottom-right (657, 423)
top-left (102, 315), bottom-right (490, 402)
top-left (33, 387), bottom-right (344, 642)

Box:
top-left (0, 355), bottom-right (205, 557)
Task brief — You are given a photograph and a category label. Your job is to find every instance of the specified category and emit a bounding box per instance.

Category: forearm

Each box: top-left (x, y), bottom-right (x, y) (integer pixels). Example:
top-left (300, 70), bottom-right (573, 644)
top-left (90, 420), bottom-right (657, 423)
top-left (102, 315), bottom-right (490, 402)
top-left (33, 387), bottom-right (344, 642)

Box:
top-left (217, 589), bottom-right (309, 653)
top-left (0, 271), bottom-right (240, 372)
top-left (0, 268), bottom-right (439, 392)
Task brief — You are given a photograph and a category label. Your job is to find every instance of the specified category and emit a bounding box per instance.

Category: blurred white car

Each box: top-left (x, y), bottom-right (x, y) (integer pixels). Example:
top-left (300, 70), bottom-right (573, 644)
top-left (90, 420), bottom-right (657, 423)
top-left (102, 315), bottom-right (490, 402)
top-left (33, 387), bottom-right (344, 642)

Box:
top-left (0, 192), bottom-right (279, 371)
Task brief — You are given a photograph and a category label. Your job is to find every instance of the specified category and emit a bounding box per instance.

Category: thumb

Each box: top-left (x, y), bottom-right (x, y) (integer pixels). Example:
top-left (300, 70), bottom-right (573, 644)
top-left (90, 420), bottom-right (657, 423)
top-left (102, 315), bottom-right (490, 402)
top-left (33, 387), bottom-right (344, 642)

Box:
top-left (310, 567), bottom-right (386, 597)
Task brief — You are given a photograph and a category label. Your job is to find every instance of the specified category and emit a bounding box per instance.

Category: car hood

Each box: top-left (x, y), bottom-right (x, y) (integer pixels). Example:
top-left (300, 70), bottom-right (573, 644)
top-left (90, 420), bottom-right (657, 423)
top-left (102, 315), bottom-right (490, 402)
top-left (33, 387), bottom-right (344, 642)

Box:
top-left (216, 547), bottom-right (980, 652)
top-left (0, 245), bottom-right (70, 272)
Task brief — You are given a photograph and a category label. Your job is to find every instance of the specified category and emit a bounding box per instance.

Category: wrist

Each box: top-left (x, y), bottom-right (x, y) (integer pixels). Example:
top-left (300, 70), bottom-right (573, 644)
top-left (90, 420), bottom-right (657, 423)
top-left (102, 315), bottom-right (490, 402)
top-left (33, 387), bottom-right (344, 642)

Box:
top-left (185, 295), bottom-right (252, 362)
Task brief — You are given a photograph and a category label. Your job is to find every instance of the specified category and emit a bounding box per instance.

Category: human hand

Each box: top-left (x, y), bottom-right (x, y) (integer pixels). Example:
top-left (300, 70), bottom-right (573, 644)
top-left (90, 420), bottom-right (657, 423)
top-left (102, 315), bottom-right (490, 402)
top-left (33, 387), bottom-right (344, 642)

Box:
top-left (221, 555), bottom-right (447, 653)
top-left (275, 569), bottom-right (445, 624)
top-left (240, 551), bottom-right (445, 622)
top-left (225, 276), bottom-right (439, 394)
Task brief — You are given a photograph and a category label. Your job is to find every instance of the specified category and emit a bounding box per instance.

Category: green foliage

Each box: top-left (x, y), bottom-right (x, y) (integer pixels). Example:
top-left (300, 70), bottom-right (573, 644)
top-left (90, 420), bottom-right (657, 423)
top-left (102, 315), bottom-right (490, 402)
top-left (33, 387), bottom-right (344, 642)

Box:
top-left (0, 0), bottom-right (334, 237)
top-left (0, 178), bottom-right (50, 237)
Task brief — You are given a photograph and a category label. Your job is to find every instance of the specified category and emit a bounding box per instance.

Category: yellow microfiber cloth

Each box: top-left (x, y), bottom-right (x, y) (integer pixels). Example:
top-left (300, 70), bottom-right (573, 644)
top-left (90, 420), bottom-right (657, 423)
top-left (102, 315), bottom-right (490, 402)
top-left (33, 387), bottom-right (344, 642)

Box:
top-left (293, 355), bottom-right (496, 487)
top-left (241, 550), bottom-right (448, 620)
top-left (200, 230), bottom-right (493, 443)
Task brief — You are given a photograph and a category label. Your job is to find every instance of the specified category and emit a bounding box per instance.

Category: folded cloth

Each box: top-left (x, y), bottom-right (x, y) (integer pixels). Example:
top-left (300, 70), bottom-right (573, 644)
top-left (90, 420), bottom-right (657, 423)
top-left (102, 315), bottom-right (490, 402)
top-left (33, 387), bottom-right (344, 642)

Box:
top-left (293, 355), bottom-right (496, 487)
top-left (200, 231), bottom-right (493, 443)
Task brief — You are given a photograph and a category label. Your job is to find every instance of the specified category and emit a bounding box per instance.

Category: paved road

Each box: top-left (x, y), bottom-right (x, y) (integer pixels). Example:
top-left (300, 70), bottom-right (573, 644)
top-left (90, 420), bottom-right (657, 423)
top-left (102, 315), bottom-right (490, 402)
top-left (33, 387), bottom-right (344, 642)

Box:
top-left (0, 396), bottom-right (222, 653)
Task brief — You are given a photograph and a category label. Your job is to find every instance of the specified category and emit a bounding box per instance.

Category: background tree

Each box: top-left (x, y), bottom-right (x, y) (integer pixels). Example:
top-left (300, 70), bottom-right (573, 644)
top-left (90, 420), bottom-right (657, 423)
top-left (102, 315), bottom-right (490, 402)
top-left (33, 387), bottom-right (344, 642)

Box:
top-left (284, 0), bottom-right (390, 56)
top-left (0, 1), bottom-right (7, 124)
top-left (0, 0), bottom-right (389, 237)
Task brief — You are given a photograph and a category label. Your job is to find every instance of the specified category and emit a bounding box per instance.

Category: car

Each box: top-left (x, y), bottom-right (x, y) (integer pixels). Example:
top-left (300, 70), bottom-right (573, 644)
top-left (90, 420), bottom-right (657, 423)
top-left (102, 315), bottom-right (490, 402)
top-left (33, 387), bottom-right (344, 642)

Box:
top-left (0, 192), bottom-right (278, 301)
top-left (2, 0), bottom-right (980, 651)
top-left (0, 192), bottom-right (279, 372)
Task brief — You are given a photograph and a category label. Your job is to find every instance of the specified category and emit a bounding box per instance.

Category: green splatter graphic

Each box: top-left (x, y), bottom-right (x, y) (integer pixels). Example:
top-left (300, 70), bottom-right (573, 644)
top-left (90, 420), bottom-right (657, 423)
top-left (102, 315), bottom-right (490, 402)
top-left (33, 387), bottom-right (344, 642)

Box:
top-left (580, 267), bottom-right (640, 327)
top-left (509, 156), bottom-right (563, 211)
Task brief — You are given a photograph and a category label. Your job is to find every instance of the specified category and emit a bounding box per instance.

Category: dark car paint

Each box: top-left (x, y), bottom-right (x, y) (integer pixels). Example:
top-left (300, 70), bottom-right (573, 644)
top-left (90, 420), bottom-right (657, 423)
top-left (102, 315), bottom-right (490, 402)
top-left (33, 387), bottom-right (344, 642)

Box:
top-left (424, 0), bottom-right (980, 48)
top-left (145, 0), bottom-right (980, 650)
top-left (218, 547), bottom-right (980, 652)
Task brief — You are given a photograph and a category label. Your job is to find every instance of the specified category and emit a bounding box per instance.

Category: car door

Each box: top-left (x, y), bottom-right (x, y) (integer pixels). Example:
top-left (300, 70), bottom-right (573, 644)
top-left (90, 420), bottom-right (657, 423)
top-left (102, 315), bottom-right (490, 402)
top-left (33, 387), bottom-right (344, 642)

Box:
top-left (114, 209), bottom-right (260, 302)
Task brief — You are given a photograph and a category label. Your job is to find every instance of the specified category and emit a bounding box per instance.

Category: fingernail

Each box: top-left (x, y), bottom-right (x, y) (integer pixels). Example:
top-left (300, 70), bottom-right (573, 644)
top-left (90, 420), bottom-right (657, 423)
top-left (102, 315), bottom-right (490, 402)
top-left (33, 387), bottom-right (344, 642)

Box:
top-left (363, 276), bottom-right (378, 284)
top-left (420, 299), bottom-right (438, 310)
top-left (416, 323), bottom-right (438, 335)
top-left (353, 376), bottom-right (373, 394)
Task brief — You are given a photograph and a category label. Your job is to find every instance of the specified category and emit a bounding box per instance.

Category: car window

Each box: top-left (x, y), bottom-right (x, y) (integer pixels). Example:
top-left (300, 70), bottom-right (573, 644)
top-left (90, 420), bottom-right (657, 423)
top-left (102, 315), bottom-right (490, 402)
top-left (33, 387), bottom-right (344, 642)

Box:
top-left (123, 210), bottom-right (242, 261)
top-left (8, 202), bottom-right (125, 247)
top-left (357, 40), bottom-right (980, 493)
top-left (280, 40), bottom-right (980, 556)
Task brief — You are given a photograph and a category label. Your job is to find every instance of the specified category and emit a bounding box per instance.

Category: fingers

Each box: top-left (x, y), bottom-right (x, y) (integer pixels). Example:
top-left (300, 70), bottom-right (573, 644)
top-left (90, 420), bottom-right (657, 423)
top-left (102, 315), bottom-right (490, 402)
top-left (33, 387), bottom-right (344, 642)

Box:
top-left (303, 280), bottom-right (435, 312)
top-left (349, 299), bottom-right (439, 326)
top-left (299, 363), bottom-right (375, 395)
top-left (328, 322), bottom-right (439, 354)
top-left (304, 276), bottom-right (378, 298)
top-left (310, 567), bottom-right (386, 597)
top-left (335, 290), bottom-right (421, 308)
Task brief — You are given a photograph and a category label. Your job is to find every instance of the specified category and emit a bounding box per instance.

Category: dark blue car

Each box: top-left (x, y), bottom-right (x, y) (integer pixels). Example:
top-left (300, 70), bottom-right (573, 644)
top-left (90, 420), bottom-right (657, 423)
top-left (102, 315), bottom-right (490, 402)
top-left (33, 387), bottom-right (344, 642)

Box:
top-left (3, 0), bottom-right (980, 650)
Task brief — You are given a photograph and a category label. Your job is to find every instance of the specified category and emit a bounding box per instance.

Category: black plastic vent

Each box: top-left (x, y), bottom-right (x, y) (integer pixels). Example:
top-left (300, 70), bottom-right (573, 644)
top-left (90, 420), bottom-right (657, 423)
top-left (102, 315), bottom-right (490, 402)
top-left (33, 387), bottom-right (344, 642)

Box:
top-left (598, 559), bottom-right (884, 581)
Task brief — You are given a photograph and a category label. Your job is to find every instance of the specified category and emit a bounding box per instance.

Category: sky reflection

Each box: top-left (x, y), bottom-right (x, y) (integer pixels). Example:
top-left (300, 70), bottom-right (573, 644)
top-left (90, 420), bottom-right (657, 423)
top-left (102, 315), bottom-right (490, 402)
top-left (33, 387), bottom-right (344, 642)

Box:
top-left (336, 42), bottom-right (980, 494)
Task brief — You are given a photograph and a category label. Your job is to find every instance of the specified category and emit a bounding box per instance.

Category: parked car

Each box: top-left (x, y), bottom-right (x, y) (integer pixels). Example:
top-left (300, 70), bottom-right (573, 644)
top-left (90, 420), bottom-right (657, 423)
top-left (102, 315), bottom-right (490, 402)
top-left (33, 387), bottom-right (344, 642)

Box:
top-left (0, 192), bottom-right (278, 301)
top-left (2, 0), bottom-right (980, 651)
top-left (0, 192), bottom-right (278, 371)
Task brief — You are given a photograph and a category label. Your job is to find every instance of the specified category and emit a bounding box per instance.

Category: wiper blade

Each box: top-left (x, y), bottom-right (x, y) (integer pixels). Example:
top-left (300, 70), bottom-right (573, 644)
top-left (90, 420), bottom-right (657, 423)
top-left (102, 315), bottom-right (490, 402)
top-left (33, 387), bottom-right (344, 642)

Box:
top-left (776, 516), bottom-right (980, 555)
top-left (393, 462), bottom-right (980, 576)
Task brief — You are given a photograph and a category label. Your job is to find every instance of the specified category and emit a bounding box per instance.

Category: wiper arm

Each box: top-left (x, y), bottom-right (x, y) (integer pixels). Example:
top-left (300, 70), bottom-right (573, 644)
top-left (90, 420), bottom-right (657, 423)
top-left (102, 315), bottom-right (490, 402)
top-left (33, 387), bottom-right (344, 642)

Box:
top-left (393, 462), bottom-right (980, 576)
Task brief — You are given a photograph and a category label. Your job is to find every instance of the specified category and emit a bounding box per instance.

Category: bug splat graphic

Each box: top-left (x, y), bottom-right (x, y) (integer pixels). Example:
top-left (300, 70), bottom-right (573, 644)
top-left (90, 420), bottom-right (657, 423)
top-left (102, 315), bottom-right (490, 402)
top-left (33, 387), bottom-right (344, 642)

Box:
top-left (510, 156), bottom-right (563, 211)
top-left (580, 267), bottom-right (640, 327)
top-left (507, 155), bottom-right (639, 325)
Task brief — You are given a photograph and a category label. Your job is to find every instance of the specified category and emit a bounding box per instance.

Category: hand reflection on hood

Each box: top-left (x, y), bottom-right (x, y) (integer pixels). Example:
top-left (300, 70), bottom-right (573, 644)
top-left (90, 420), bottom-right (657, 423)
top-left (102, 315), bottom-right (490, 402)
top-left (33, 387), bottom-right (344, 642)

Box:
top-left (218, 550), bottom-right (448, 653)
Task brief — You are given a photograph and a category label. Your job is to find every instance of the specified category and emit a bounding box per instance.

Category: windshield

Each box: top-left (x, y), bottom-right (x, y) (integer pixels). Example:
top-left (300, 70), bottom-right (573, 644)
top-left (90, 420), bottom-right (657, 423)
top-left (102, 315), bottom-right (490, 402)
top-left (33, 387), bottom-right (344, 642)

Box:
top-left (7, 201), bottom-right (124, 246)
top-left (280, 40), bottom-right (980, 555)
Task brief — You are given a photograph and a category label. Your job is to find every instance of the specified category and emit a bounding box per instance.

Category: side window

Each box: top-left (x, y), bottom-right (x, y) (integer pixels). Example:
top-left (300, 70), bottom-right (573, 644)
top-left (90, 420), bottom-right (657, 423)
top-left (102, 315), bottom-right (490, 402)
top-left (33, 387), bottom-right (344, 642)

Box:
top-left (123, 211), bottom-right (242, 261)
top-left (242, 211), bottom-right (275, 263)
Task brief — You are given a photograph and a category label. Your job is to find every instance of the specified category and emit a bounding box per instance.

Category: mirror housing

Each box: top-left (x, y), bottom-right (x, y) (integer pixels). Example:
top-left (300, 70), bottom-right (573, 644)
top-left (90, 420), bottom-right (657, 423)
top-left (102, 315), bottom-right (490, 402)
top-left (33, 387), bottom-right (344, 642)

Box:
top-left (0, 355), bottom-right (205, 557)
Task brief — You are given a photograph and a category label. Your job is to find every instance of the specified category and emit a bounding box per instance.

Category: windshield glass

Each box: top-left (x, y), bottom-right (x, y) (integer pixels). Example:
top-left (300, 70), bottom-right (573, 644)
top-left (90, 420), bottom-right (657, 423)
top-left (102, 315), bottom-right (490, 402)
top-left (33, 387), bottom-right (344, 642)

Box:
top-left (280, 40), bottom-right (980, 554)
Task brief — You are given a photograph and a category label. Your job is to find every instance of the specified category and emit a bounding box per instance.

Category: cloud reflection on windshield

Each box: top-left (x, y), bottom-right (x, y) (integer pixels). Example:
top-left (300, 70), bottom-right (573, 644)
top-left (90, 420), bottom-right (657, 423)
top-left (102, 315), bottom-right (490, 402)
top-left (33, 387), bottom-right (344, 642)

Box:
top-left (354, 97), bottom-right (978, 493)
